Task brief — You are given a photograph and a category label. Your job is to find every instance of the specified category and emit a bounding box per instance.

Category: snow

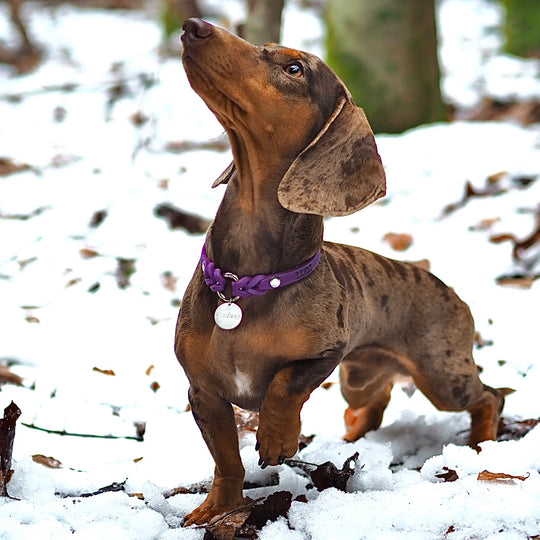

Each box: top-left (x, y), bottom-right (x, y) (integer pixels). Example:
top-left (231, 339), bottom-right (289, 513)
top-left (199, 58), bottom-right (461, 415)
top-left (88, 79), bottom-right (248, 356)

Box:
top-left (0, 0), bottom-right (539, 538)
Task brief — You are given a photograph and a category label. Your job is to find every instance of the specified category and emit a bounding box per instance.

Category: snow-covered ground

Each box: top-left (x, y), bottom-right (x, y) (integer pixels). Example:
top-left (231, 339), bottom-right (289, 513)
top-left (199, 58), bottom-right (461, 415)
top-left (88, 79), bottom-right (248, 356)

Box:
top-left (0, 0), bottom-right (539, 538)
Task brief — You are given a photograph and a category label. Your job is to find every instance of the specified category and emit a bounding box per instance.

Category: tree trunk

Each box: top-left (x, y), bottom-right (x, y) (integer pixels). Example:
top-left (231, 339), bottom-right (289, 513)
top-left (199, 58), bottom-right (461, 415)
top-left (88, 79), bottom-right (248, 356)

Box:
top-left (162, 0), bottom-right (201, 39)
top-left (502, 0), bottom-right (540, 58)
top-left (245, 0), bottom-right (284, 45)
top-left (325, 0), bottom-right (444, 133)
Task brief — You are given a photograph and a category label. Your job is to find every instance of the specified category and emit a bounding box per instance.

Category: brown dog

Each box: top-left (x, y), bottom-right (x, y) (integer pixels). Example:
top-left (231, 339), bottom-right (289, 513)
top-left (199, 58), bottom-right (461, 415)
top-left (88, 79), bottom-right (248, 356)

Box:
top-left (176, 18), bottom-right (505, 526)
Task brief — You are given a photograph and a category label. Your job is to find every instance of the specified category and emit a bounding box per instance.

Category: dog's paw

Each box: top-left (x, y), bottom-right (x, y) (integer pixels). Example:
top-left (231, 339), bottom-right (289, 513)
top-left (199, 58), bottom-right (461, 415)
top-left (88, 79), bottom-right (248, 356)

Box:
top-left (183, 496), bottom-right (249, 527)
top-left (255, 427), bottom-right (299, 468)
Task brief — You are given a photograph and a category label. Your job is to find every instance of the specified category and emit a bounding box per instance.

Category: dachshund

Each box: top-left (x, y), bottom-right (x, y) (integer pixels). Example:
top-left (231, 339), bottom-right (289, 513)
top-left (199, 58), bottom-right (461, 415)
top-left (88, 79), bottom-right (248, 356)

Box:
top-left (176, 18), bottom-right (505, 526)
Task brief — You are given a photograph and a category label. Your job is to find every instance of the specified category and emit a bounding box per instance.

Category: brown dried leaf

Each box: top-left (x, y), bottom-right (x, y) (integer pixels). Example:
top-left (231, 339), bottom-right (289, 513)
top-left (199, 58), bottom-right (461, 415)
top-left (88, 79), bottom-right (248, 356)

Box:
top-left (310, 452), bottom-right (358, 492)
top-left (145, 364), bottom-right (155, 376)
top-left (383, 232), bottom-right (413, 251)
top-left (80, 248), bottom-right (100, 259)
top-left (498, 417), bottom-right (540, 441)
top-left (496, 275), bottom-right (539, 288)
top-left (93, 367), bottom-right (116, 376)
top-left (32, 454), bottom-right (62, 469)
top-left (242, 491), bottom-right (292, 530)
top-left (489, 233), bottom-right (516, 244)
top-left (204, 503), bottom-right (253, 540)
top-left (477, 470), bottom-right (529, 483)
top-left (0, 157), bottom-right (31, 176)
top-left (130, 111), bottom-right (149, 126)
top-left (234, 406), bottom-right (259, 436)
top-left (470, 217), bottom-right (501, 231)
top-left (89, 210), bottom-right (108, 228)
top-left (0, 365), bottom-right (23, 386)
top-left (435, 467), bottom-right (459, 482)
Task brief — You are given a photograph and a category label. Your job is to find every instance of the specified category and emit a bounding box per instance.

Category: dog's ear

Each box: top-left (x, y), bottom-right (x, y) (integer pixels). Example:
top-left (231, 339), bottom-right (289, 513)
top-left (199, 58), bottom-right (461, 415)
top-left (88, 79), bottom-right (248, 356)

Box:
top-left (277, 97), bottom-right (386, 216)
top-left (212, 161), bottom-right (236, 188)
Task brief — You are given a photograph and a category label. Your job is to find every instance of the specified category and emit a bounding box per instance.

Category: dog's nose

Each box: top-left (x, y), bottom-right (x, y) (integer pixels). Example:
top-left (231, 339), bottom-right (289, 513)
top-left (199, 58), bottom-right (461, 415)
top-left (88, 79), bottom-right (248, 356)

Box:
top-left (182, 18), bottom-right (214, 43)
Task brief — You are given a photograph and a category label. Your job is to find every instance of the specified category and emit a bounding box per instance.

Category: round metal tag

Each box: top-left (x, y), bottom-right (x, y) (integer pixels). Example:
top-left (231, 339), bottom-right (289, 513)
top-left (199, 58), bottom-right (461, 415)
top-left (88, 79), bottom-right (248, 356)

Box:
top-left (214, 302), bottom-right (243, 330)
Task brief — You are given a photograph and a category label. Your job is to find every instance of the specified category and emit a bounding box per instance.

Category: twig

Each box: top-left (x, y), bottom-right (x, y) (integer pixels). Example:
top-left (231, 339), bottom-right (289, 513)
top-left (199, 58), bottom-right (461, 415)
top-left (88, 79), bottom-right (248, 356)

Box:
top-left (21, 422), bottom-right (143, 441)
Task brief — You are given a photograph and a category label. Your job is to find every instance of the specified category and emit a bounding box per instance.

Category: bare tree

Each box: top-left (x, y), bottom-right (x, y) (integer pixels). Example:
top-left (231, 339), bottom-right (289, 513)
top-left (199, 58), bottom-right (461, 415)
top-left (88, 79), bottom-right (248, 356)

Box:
top-left (325, 0), bottom-right (444, 133)
top-left (245, 0), bottom-right (284, 44)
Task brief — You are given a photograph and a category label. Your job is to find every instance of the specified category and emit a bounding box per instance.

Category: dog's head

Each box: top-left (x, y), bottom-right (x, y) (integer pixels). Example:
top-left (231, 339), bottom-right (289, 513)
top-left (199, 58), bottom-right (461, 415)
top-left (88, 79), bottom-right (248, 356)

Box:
top-left (181, 18), bottom-right (385, 217)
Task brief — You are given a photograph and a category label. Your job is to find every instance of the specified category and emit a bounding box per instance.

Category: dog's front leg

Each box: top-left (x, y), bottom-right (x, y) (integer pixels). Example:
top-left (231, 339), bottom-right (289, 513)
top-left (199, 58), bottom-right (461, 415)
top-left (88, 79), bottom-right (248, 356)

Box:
top-left (256, 355), bottom-right (340, 468)
top-left (184, 386), bottom-right (247, 526)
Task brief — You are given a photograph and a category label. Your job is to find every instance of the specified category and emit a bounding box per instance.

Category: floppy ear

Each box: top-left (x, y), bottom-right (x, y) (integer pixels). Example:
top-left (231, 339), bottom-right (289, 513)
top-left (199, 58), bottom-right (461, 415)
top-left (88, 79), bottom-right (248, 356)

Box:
top-left (212, 161), bottom-right (236, 188)
top-left (277, 97), bottom-right (386, 216)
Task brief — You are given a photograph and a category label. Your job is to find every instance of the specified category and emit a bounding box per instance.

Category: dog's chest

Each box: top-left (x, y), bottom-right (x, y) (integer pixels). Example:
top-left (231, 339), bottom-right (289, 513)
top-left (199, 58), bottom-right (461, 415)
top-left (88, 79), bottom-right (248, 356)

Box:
top-left (219, 365), bottom-right (269, 411)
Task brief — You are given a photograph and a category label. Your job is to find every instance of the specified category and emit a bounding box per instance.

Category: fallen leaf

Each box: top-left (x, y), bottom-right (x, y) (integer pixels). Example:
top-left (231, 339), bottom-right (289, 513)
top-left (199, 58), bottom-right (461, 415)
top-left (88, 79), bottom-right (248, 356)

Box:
top-left (489, 233), bottom-right (516, 244)
top-left (496, 275), bottom-right (539, 288)
top-left (435, 467), bottom-right (459, 482)
top-left (89, 210), bottom-right (108, 228)
top-left (469, 217), bottom-right (501, 231)
top-left (32, 454), bottom-right (62, 469)
top-left (310, 452), bottom-right (359, 492)
top-left (477, 470), bottom-right (529, 483)
top-left (443, 180), bottom-right (507, 216)
top-left (145, 364), bottom-right (155, 376)
top-left (0, 365), bottom-right (23, 386)
top-left (80, 248), bottom-right (100, 259)
top-left (234, 407), bottom-right (259, 436)
top-left (498, 417), bottom-right (540, 441)
top-left (0, 157), bottom-right (31, 176)
top-left (93, 367), bottom-right (116, 376)
top-left (204, 502), bottom-right (253, 540)
top-left (383, 232), bottom-right (413, 251)
top-left (130, 111), bottom-right (149, 126)
top-left (242, 490), bottom-right (292, 530)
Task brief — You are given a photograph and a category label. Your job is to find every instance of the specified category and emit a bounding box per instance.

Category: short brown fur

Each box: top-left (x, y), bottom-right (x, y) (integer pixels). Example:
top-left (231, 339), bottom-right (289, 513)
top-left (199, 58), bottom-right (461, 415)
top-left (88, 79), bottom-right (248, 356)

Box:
top-left (177, 19), bottom-right (505, 526)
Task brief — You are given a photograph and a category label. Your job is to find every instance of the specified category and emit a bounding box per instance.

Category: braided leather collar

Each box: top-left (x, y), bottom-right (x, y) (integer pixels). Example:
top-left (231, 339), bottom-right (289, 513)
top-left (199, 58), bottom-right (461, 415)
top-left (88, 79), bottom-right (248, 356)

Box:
top-left (201, 245), bottom-right (321, 299)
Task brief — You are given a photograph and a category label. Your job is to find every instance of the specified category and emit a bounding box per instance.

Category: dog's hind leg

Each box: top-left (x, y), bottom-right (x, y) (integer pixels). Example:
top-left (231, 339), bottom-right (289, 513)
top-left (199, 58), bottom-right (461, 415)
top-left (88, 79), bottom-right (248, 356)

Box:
top-left (340, 347), bottom-right (408, 442)
top-left (397, 344), bottom-right (504, 450)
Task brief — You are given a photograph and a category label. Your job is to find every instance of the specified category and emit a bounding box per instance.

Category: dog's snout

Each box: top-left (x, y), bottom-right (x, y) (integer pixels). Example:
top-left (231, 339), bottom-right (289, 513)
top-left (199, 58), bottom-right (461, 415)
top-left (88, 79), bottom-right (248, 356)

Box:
top-left (182, 18), bottom-right (214, 44)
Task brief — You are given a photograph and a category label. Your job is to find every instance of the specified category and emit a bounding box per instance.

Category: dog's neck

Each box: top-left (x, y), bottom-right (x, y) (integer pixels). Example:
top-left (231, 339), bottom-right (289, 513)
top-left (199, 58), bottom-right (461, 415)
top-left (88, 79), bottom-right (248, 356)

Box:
top-left (207, 168), bottom-right (323, 277)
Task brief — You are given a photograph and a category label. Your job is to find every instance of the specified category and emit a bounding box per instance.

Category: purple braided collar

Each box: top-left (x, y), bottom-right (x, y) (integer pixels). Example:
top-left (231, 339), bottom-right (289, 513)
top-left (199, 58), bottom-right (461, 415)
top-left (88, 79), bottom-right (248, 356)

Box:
top-left (201, 245), bottom-right (321, 299)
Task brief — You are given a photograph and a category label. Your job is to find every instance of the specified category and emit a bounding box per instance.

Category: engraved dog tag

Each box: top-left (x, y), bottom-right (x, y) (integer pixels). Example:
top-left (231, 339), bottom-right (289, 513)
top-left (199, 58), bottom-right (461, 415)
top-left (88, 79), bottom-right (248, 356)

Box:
top-left (214, 302), bottom-right (242, 330)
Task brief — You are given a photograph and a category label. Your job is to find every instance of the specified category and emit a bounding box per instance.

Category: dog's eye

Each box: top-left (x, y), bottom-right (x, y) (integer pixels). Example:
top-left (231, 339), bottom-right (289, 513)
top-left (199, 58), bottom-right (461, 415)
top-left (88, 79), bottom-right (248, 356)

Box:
top-left (284, 63), bottom-right (304, 78)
